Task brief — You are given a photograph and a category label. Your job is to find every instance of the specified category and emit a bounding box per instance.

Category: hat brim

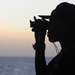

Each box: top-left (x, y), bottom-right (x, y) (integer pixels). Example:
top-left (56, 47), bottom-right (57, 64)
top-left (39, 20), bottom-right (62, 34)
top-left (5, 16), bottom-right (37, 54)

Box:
top-left (38, 15), bottom-right (50, 19)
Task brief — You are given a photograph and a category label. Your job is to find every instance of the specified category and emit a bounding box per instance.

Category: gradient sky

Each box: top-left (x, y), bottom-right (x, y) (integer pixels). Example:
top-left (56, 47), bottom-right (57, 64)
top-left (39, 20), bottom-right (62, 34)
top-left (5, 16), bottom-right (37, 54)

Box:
top-left (0, 0), bottom-right (75, 57)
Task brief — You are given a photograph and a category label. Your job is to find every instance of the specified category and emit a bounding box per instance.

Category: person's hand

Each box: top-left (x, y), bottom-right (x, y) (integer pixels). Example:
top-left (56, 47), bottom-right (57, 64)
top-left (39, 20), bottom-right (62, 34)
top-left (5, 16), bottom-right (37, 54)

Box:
top-left (33, 16), bottom-right (47, 44)
top-left (34, 30), bottom-right (46, 44)
top-left (33, 30), bottom-right (46, 50)
top-left (30, 16), bottom-right (47, 50)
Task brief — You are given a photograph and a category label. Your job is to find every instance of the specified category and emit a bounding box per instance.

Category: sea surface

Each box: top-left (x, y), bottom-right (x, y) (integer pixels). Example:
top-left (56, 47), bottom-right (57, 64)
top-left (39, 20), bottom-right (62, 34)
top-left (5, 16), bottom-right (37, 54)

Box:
top-left (0, 57), bottom-right (52, 75)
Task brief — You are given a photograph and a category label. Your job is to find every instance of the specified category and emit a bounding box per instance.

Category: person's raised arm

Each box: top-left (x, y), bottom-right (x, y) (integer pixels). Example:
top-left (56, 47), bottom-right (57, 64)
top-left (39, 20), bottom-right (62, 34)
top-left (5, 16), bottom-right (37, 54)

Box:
top-left (30, 16), bottom-right (49, 75)
top-left (33, 31), bottom-right (47, 75)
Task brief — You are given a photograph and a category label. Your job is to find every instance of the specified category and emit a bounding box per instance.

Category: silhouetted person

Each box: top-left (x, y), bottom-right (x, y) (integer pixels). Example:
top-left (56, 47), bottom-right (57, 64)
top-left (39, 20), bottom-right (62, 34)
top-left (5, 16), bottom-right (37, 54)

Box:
top-left (31, 2), bottom-right (75, 75)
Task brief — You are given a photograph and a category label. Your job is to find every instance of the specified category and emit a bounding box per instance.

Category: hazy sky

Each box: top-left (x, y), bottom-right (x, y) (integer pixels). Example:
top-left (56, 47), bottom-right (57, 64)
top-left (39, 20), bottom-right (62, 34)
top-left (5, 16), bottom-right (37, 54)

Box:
top-left (0, 0), bottom-right (75, 57)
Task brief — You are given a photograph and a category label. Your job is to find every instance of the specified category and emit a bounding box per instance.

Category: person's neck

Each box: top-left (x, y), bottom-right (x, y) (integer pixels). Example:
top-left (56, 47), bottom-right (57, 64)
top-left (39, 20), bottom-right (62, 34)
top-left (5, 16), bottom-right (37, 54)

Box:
top-left (60, 40), bottom-right (75, 49)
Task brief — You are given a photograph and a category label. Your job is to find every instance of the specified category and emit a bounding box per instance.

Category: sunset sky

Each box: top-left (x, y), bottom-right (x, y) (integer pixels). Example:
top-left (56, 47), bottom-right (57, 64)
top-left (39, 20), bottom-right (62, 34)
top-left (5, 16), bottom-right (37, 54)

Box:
top-left (0, 0), bottom-right (75, 57)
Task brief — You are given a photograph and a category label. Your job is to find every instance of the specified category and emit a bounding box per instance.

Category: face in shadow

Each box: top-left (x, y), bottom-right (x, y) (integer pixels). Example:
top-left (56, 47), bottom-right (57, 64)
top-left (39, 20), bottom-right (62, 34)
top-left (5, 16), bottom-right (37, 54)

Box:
top-left (47, 20), bottom-right (71, 42)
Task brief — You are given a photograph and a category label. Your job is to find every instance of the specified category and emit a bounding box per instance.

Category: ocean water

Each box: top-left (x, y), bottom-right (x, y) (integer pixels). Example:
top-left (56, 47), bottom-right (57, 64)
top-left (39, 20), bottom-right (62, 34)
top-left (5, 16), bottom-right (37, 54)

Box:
top-left (0, 57), bottom-right (52, 75)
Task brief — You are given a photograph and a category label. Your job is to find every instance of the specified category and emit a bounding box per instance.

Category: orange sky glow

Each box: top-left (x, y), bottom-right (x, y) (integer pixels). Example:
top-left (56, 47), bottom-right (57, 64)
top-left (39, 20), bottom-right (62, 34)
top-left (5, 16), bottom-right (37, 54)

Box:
top-left (0, 0), bottom-right (75, 57)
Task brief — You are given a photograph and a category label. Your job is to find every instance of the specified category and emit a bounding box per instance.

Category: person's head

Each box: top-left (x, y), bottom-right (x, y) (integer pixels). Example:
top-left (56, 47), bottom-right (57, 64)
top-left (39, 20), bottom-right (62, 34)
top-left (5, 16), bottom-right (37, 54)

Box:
top-left (47, 2), bottom-right (75, 43)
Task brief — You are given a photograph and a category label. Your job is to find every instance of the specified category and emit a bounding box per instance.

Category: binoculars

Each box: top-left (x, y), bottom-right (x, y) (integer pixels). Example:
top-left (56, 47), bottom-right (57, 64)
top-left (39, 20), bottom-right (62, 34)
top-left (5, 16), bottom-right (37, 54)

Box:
top-left (30, 15), bottom-right (50, 32)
